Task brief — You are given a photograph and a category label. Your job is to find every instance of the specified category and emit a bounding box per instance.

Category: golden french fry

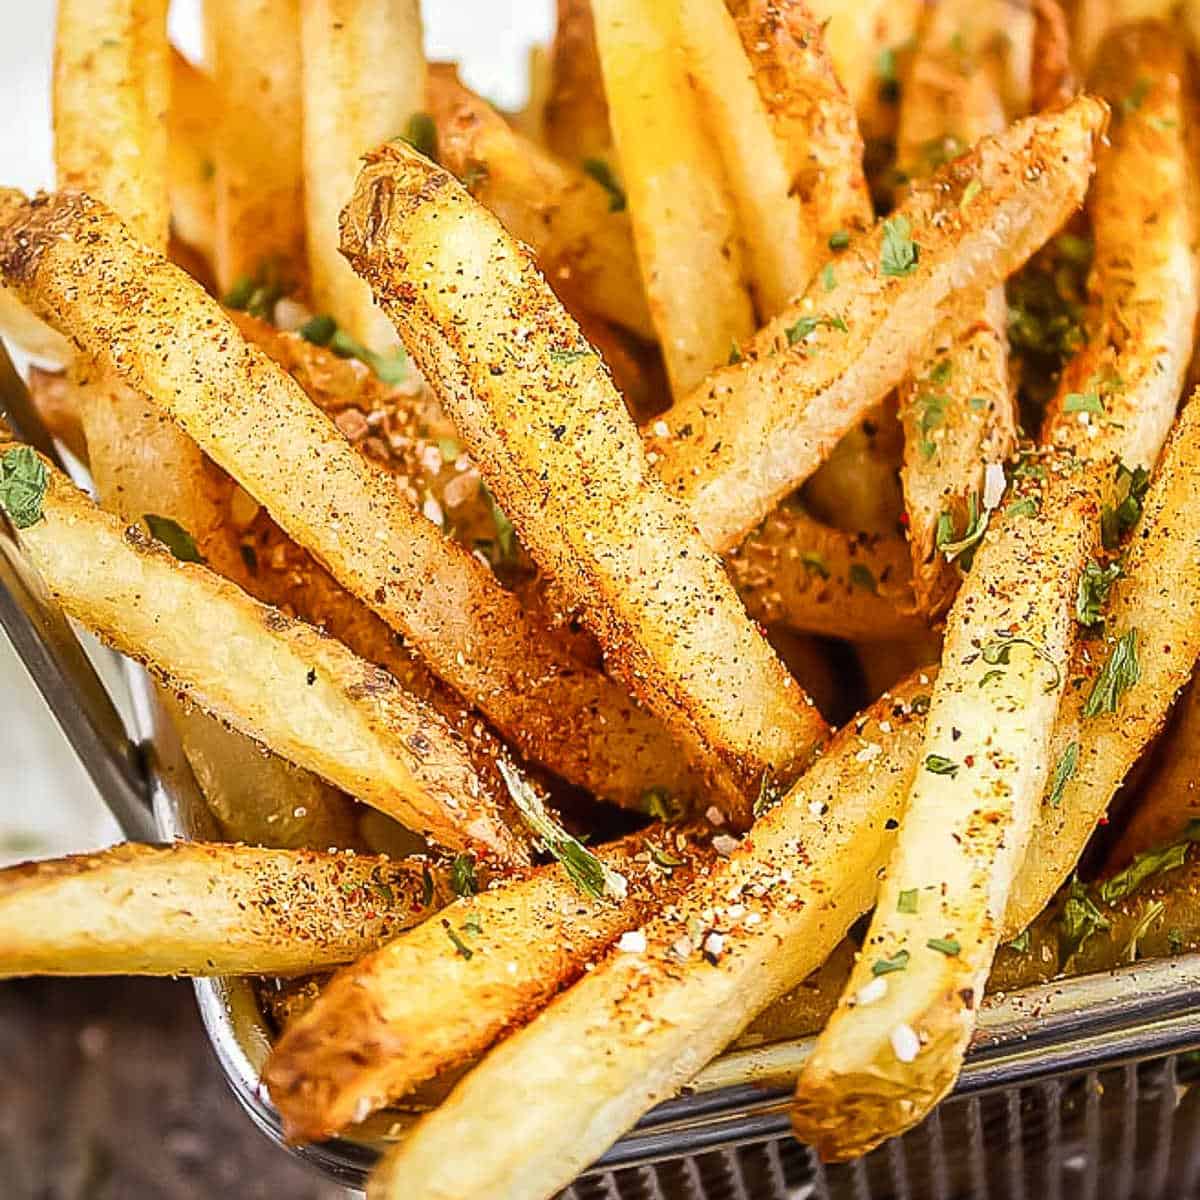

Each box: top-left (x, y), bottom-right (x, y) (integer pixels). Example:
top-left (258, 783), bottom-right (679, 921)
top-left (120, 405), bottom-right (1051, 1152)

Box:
top-left (342, 143), bottom-right (829, 816)
top-left (0, 843), bottom-right (446, 978)
top-left (425, 64), bottom-right (654, 340)
top-left (592, 0), bottom-right (755, 394)
top-left (167, 47), bottom-right (216, 263)
top-left (0, 188), bottom-right (706, 816)
top-left (208, 0), bottom-right (306, 296)
top-left (299, 0), bottom-right (424, 350)
top-left (545, 0), bottom-right (613, 163)
top-left (265, 826), bottom-right (711, 1142)
top-left (647, 96), bottom-right (1107, 553)
top-left (792, 462), bottom-right (1100, 1159)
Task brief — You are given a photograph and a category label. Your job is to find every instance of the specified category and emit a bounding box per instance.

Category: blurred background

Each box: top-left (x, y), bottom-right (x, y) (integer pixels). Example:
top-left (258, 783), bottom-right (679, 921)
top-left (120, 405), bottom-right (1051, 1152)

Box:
top-left (0, 0), bottom-right (553, 868)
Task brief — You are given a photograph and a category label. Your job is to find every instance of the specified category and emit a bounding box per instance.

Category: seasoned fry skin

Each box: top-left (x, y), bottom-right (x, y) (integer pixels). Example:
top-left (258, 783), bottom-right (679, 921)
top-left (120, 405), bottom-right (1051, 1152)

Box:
top-left (265, 825), bottom-right (713, 1143)
top-left (299, 0), bottom-right (424, 350)
top-left (792, 461), bottom-right (1100, 1160)
top-left (727, 503), bottom-right (925, 641)
top-left (208, 0), bottom-right (306, 295)
top-left (1042, 25), bottom-right (1199, 474)
top-left (646, 96), bottom-right (1107, 553)
top-left (0, 188), bottom-right (705, 815)
top-left (364, 676), bottom-right (931, 1200)
top-left (0, 441), bottom-right (528, 863)
top-left (591, 0), bottom-right (756, 394)
top-left (424, 64), bottom-right (654, 340)
top-left (167, 47), bottom-right (216, 264)
top-left (545, 0), bottom-right (613, 163)
top-left (1007, 394), bottom-right (1200, 933)
top-left (343, 144), bottom-right (828, 816)
top-left (0, 843), bottom-right (446, 978)
top-left (677, 0), bottom-right (816, 318)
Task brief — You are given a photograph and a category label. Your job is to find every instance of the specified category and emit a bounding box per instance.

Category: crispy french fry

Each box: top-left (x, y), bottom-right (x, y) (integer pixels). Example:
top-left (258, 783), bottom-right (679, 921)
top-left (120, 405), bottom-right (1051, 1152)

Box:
top-left (0, 286), bottom-right (73, 364)
top-left (343, 143), bottom-right (828, 815)
top-left (425, 64), bottom-right (654, 340)
top-left (299, 0), bottom-right (424, 350)
top-left (894, 4), bottom-right (1022, 615)
top-left (1007, 392), bottom-right (1200, 933)
top-left (0, 843), bottom-right (446, 978)
top-left (167, 47), bottom-right (216, 264)
top-left (1107, 676), bottom-right (1200, 865)
top-left (364, 675), bottom-right (931, 1200)
top-left (265, 825), bottom-right (712, 1142)
top-left (792, 461), bottom-right (1100, 1159)
top-left (545, 0), bottom-right (613, 163)
top-left (208, 0), bottom-right (306, 296)
top-left (0, 440), bottom-right (528, 863)
top-left (1033, 0), bottom-right (1076, 110)
top-left (25, 368), bottom-right (87, 463)
top-left (592, 0), bottom-right (755, 394)
top-left (676, 0), bottom-right (815, 317)
top-left (647, 96), bottom-right (1107, 553)
top-left (0, 188), bottom-right (706, 815)
top-left (514, 43), bottom-right (552, 146)
top-left (727, 503), bottom-right (924, 641)
top-left (1042, 25), bottom-right (1198, 474)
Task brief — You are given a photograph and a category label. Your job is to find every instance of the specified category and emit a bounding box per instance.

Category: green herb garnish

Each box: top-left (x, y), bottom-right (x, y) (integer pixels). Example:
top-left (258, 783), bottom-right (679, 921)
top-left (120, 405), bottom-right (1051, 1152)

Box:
top-left (1063, 391), bottom-right (1104, 415)
top-left (979, 634), bottom-right (1063, 693)
top-left (450, 854), bottom-right (478, 897)
top-left (583, 158), bottom-right (626, 211)
top-left (1083, 628), bottom-right (1140, 718)
top-left (849, 563), bottom-right (878, 593)
top-left (872, 949), bottom-right (910, 975)
top-left (1006, 496), bottom-right (1039, 518)
top-left (1076, 560), bottom-right (1122, 628)
top-left (881, 215), bottom-right (919, 277)
top-left (897, 889), bottom-right (919, 914)
top-left (402, 111), bottom-right (438, 160)
top-left (1101, 463), bottom-right (1151, 550)
top-left (442, 918), bottom-right (474, 959)
top-left (1060, 877), bottom-right (1110, 959)
top-left (1008, 929), bottom-right (1032, 954)
top-left (1047, 742), bottom-right (1080, 807)
top-left (828, 230), bottom-right (850, 251)
top-left (800, 551), bottom-right (830, 579)
top-left (1099, 826), bottom-right (1200, 905)
top-left (785, 313), bottom-right (848, 346)
top-left (935, 493), bottom-right (988, 569)
top-left (420, 863), bottom-right (436, 907)
top-left (144, 514), bottom-right (204, 563)
top-left (0, 446), bottom-right (49, 530)
top-left (927, 936), bottom-right (960, 956)
top-left (642, 787), bottom-right (685, 823)
top-left (925, 754), bottom-right (959, 778)
top-left (499, 760), bottom-right (628, 900)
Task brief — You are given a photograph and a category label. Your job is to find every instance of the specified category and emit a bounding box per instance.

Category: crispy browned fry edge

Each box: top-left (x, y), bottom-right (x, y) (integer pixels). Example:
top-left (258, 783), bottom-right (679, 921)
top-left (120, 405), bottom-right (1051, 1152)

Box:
top-left (167, 47), bottom-right (216, 264)
top-left (1033, 0), bottom-right (1076, 110)
top-left (208, 0), bottom-right (306, 295)
top-left (1042, 26), bottom-right (1199, 473)
top-left (299, 0), bottom-right (423, 350)
top-left (591, 0), bottom-right (756, 395)
top-left (1006, 391), bottom-right (1200, 933)
top-left (425, 64), bottom-right (654, 340)
top-left (726, 503), bottom-right (925, 641)
top-left (792, 461), bottom-right (1100, 1159)
top-left (1107, 675), bottom-right (1200, 866)
top-left (545, 0), bottom-right (613, 163)
top-left (342, 143), bottom-right (829, 815)
top-left (0, 187), bottom-right (706, 815)
top-left (646, 95), bottom-right (1107, 553)
top-left (0, 843), bottom-right (448, 978)
top-left (364, 674), bottom-right (930, 1200)
top-left (265, 825), bottom-right (712, 1142)
top-left (1, 439), bottom-right (528, 862)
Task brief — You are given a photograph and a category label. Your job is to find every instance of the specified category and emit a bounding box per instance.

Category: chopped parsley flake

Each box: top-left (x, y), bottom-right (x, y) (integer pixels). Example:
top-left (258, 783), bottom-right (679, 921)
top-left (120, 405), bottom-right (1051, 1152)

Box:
top-left (1076, 560), bottom-right (1122, 628)
top-left (1047, 741), bottom-right (1080, 807)
top-left (1060, 877), bottom-right (1110, 959)
top-left (801, 551), bottom-right (831, 579)
top-left (897, 889), bottom-right (919, 914)
top-left (1122, 77), bottom-right (1151, 115)
top-left (1005, 496), bottom-right (1039, 518)
top-left (549, 347), bottom-right (593, 364)
top-left (420, 863), bottom-right (435, 907)
top-left (0, 446), bottom-right (48, 530)
top-left (300, 313), bottom-right (408, 384)
top-left (450, 854), bottom-right (478, 897)
top-left (785, 313), bottom-right (848, 346)
top-left (582, 158), bottom-right (626, 211)
top-left (979, 634), bottom-right (1063, 693)
top-left (881, 215), bottom-right (919, 277)
top-left (821, 263), bottom-right (837, 292)
top-left (1008, 929), bottom-right (1032, 954)
top-left (442, 918), bottom-right (474, 959)
top-left (500, 760), bottom-right (628, 900)
top-left (1099, 823), bottom-right (1200, 905)
top-left (401, 111), bottom-right (438, 160)
top-left (960, 178), bottom-right (982, 210)
top-left (872, 949), bottom-right (910, 975)
top-left (1063, 391), bottom-right (1104, 415)
top-left (925, 754), bottom-right (959, 778)
top-left (849, 563), bottom-right (878, 593)
top-left (143, 514), bottom-right (204, 563)
top-left (728, 341), bottom-right (743, 365)
top-left (1101, 463), bottom-right (1151, 550)
top-left (828, 230), bottom-right (850, 250)
top-left (642, 788), bottom-right (685, 823)
top-left (927, 936), bottom-right (960, 956)
top-left (936, 493), bottom-right (988, 569)
top-left (1083, 628), bottom-right (1140, 718)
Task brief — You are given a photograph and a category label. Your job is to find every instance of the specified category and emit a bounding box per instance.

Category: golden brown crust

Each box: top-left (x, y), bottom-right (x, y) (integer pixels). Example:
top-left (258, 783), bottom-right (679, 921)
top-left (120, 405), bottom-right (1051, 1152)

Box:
top-left (544, 0), bottom-right (612, 163)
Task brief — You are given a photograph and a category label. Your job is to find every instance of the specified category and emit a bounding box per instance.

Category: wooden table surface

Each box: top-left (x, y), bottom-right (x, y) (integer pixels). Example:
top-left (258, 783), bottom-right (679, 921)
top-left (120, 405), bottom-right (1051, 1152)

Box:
top-left (0, 977), bottom-right (354, 1199)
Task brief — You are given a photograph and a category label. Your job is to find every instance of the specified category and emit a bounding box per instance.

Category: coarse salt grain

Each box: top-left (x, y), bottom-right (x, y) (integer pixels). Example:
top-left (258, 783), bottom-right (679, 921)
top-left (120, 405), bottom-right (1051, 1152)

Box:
top-left (617, 930), bottom-right (647, 953)
top-left (712, 834), bottom-right (740, 857)
top-left (422, 495), bottom-right (445, 528)
top-left (856, 976), bottom-right (888, 1006)
top-left (890, 1023), bottom-right (921, 1063)
top-left (983, 461), bottom-right (1006, 510)
top-left (704, 932), bottom-right (726, 958)
top-left (705, 806), bottom-right (726, 827)
top-left (652, 420), bottom-right (670, 438)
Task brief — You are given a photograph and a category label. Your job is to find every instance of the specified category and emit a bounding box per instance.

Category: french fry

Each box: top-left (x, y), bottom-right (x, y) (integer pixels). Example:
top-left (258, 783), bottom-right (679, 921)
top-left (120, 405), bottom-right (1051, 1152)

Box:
top-left (25, 367), bottom-right (87, 463)
top-left (894, 2), bottom-right (1021, 615)
top-left (0, 286), bottom-right (73, 364)
top-left (342, 143), bottom-right (828, 815)
top-left (207, 0), bottom-right (306, 296)
top-left (0, 843), bottom-right (447, 978)
top-left (364, 675), bottom-right (931, 1200)
top-left (299, 0), bottom-right (424, 351)
top-left (0, 188), bottom-right (707, 816)
top-left (425, 64), bottom-right (654, 340)
top-left (1107, 676), bottom-right (1200, 866)
top-left (1033, 0), bottom-right (1076, 110)
top-left (167, 47), bottom-right (216, 264)
top-left (1006, 392), bottom-right (1200, 933)
top-left (1042, 25), bottom-right (1199, 475)
top-left (544, 0), bottom-right (613, 164)
top-left (727, 503), bottom-right (925, 641)
top-left (0, 440), bottom-right (529, 863)
top-left (265, 825), bottom-right (713, 1142)
top-left (792, 461), bottom-right (1100, 1159)
top-left (591, 0), bottom-right (756, 394)
top-left (676, 0), bottom-right (815, 318)
top-left (646, 96), bottom-right (1107, 553)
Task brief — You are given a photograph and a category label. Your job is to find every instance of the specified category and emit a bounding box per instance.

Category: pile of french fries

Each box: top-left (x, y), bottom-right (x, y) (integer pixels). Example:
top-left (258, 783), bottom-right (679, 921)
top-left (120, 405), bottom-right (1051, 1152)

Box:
top-left (3, 0), bottom-right (1200, 1192)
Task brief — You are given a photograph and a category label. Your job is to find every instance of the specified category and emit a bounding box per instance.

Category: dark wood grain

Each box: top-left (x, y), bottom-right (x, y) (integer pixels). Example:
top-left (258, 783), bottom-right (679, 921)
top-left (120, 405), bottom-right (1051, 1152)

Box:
top-left (0, 978), bottom-right (352, 1199)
